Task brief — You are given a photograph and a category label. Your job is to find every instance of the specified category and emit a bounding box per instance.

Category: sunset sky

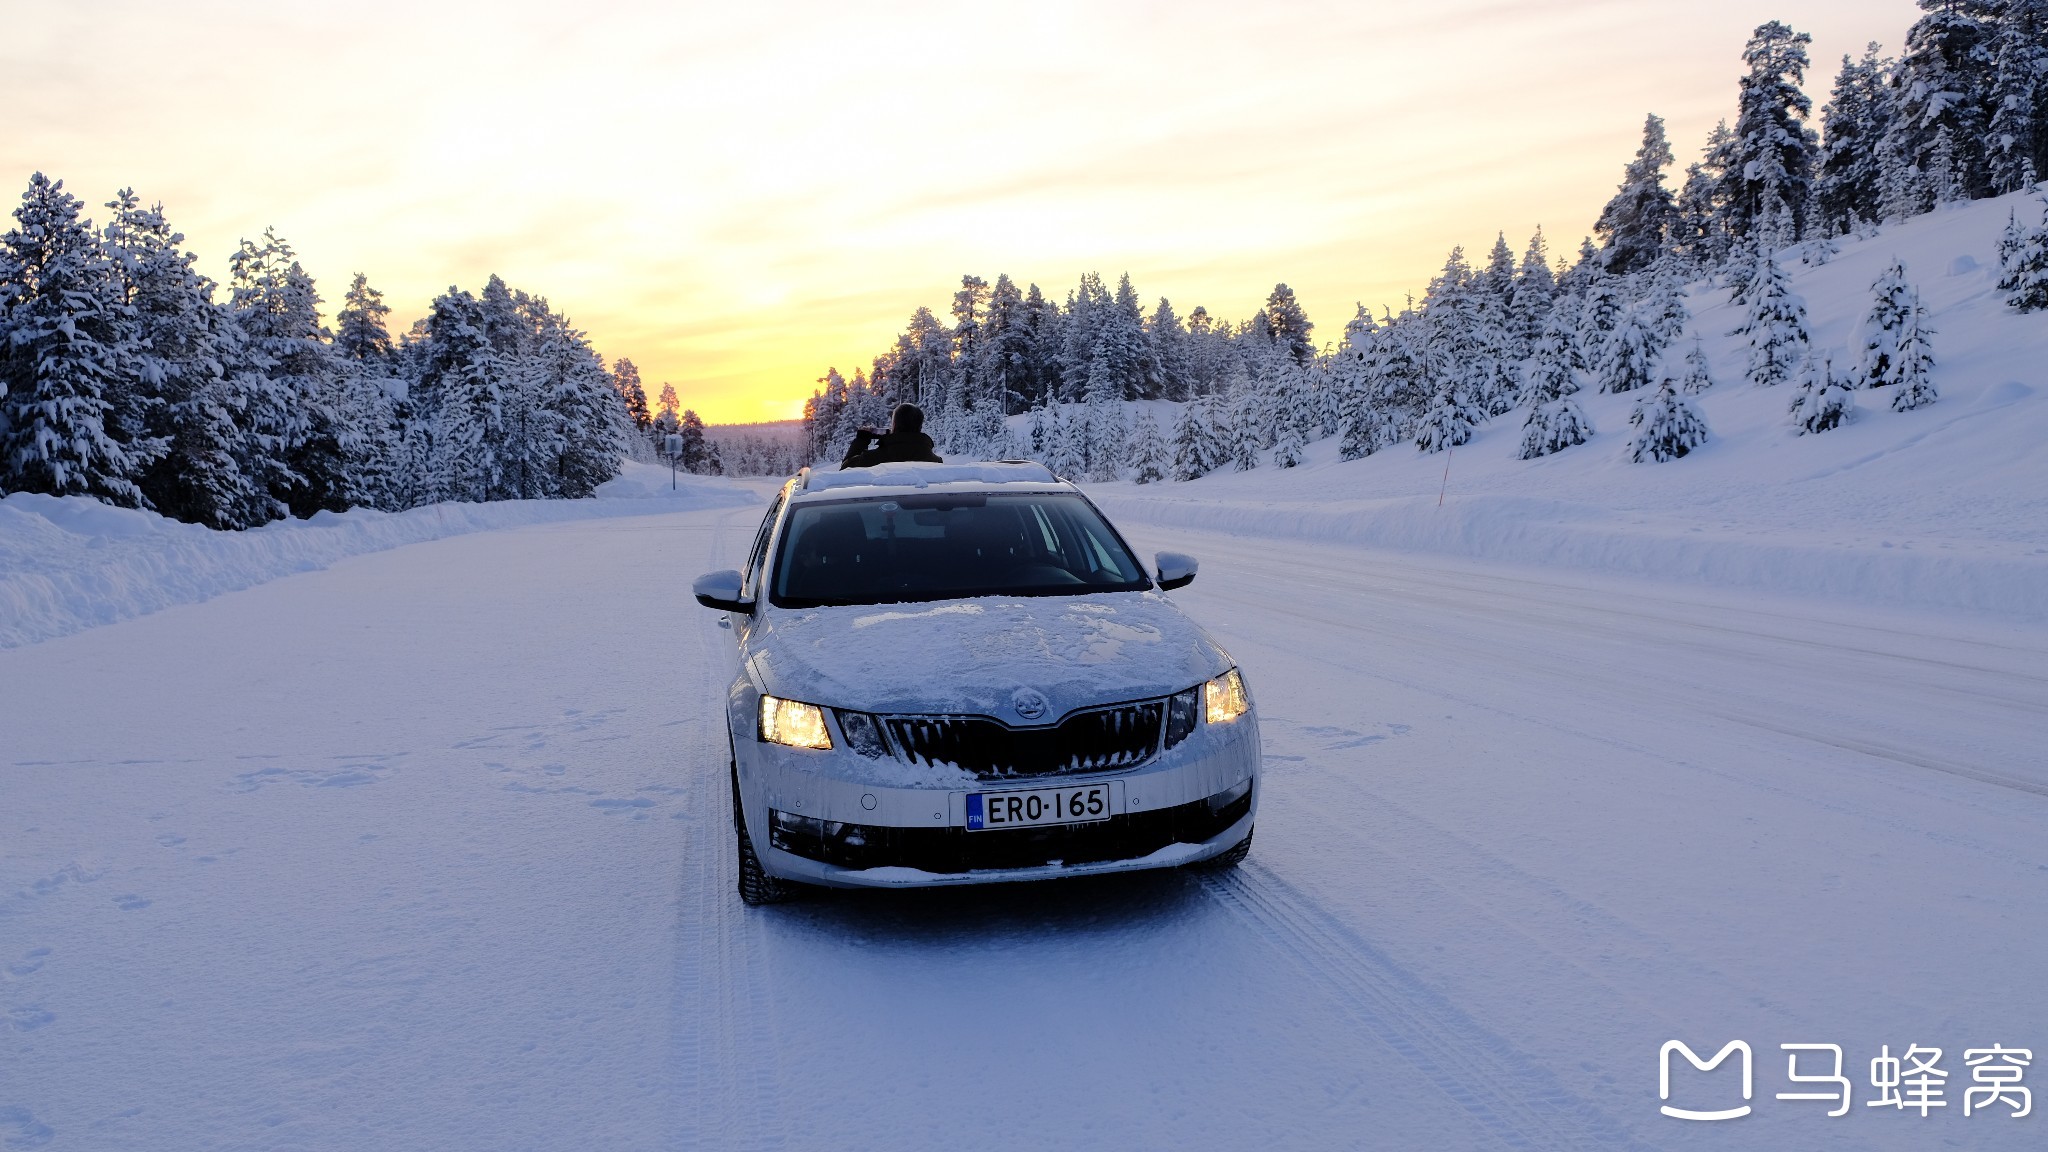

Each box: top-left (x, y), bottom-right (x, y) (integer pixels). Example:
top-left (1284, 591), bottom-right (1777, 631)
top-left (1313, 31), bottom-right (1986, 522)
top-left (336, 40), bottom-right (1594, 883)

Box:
top-left (4, 0), bottom-right (1921, 423)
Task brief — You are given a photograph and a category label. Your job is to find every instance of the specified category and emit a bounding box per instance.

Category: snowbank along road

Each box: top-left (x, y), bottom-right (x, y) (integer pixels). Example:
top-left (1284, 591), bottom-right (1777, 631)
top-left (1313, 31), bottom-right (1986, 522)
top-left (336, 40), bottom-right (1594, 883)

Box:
top-left (2, 500), bottom-right (2044, 1151)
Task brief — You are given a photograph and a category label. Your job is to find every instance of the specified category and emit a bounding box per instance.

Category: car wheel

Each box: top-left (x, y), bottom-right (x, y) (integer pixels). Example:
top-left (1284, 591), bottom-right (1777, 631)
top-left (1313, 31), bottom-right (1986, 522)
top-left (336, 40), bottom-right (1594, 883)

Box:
top-left (1187, 826), bottom-right (1252, 872)
top-left (732, 760), bottom-right (799, 907)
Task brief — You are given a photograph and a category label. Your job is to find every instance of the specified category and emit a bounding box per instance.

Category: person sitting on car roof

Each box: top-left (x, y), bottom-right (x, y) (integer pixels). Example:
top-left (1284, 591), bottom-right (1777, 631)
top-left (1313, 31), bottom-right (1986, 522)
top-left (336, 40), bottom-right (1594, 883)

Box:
top-left (840, 403), bottom-right (944, 469)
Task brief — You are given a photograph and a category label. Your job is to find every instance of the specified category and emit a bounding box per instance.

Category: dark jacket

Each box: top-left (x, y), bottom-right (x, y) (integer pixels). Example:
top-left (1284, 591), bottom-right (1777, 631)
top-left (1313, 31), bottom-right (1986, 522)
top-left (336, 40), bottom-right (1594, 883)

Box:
top-left (841, 430), bottom-right (943, 469)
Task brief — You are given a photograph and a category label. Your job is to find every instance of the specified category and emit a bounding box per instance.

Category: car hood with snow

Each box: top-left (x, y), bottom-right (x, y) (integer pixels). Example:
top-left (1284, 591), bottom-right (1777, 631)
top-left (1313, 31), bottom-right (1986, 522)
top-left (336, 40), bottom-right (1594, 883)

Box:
top-left (746, 590), bottom-right (1233, 720)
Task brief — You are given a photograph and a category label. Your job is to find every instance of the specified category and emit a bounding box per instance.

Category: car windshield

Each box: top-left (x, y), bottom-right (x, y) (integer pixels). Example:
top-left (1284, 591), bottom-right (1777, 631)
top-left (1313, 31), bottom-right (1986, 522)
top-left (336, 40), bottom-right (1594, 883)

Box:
top-left (770, 492), bottom-right (1152, 608)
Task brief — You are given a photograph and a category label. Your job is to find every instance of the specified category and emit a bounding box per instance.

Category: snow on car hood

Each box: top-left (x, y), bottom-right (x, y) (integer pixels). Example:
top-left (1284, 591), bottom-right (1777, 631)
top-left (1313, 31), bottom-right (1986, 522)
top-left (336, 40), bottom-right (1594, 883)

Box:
top-left (748, 591), bottom-right (1232, 720)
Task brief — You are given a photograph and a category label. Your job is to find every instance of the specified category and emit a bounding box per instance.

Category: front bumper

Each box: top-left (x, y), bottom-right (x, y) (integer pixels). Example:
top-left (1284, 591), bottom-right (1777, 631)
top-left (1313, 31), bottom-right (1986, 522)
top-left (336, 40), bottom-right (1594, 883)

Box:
top-left (734, 704), bottom-right (1260, 889)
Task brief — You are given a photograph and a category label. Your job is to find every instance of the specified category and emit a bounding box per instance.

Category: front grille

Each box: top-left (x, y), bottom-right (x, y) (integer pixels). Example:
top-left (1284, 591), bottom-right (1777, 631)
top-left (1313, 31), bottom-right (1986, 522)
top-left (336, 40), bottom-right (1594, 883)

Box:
top-left (884, 701), bottom-right (1165, 780)
top-left (769, 783), bottom-right (1252, 873)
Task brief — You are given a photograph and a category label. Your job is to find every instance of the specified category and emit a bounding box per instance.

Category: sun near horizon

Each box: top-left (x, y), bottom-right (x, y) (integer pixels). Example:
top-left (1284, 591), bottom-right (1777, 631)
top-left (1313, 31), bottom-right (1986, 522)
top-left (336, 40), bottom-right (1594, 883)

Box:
top-left (3, 0), bottom-right (1919, 424)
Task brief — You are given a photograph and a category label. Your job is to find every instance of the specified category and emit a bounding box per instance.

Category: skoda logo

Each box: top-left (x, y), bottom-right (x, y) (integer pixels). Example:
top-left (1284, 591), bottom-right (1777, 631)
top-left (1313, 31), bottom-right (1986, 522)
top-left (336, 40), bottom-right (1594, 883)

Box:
top-left (1011, 688), bottom-right (1049, 721)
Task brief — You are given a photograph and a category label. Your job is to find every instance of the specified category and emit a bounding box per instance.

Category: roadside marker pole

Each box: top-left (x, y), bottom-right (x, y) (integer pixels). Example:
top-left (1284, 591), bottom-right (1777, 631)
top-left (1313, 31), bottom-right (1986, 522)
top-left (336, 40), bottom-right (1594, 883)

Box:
top-left (1438, 446), bottom-right (1453, 507)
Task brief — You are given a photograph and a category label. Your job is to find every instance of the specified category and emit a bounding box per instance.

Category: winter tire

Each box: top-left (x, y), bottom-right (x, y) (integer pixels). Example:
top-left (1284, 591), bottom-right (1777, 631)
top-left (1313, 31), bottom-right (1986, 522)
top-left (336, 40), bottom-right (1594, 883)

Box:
top-left (732, 760), bottom-right (799, 907)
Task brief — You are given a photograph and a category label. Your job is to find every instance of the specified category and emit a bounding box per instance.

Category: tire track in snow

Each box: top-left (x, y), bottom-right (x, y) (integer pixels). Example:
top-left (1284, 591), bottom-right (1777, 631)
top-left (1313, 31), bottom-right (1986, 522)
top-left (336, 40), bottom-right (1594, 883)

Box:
top-left (1715, 713), bottom-right (2048, 799)
top-left (670, 508), bottom-right (794, 1152)
top-left (1199, 860), bottom-right (1646, 1152)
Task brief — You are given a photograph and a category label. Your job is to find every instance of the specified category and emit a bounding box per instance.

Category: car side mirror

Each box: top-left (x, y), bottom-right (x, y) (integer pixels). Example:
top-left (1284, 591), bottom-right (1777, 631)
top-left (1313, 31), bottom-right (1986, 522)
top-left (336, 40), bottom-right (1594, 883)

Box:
top-left (693, 569), bottom-right (753, 613)
top-left (1155, 551), bottom-right (1198, 591)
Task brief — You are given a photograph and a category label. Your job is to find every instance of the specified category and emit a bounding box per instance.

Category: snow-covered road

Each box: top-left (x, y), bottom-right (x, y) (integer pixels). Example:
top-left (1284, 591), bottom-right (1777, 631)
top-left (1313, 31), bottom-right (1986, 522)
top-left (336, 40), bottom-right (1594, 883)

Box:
top-left (3, 503), bottom-right (2043, 1151)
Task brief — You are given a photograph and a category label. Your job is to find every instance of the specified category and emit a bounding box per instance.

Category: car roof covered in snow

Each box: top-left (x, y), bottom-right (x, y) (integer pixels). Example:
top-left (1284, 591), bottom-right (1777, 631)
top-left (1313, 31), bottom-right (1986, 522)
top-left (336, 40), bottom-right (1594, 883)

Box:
top-left (793, 461), bottom-right (1066, 500)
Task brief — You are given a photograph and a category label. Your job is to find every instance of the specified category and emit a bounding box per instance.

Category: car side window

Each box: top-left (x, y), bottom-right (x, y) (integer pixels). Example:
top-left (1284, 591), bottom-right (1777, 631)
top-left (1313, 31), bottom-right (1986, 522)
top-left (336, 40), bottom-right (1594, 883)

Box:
top-left (742, 491), bottom-right (786, 597)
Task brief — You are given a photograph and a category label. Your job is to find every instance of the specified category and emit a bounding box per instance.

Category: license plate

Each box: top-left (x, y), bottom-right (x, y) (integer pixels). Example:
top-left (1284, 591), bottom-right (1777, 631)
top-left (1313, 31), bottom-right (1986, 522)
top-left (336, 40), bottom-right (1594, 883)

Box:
top-left (965, 783), bottom-right (1114, 831)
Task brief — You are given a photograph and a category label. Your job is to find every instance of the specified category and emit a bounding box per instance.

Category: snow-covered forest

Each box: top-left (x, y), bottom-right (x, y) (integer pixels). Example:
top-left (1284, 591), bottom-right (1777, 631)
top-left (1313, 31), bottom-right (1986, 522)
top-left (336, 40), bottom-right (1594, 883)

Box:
top-left (801, 7), bottom-right (2048, 478)
top-left (0, 183), bottom-right (756, 531)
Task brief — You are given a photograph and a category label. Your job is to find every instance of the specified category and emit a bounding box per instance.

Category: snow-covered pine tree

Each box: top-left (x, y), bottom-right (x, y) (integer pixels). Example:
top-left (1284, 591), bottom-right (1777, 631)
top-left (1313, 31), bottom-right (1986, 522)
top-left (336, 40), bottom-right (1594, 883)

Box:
top-left (1597, 302), bottom-right (1658, 394)
top-left (1999, 209), bottom-right (2029, 290)
top-left (1595, 113), bottom-right (1678, 275)
top-left (537, 312), bottom-right (626, 496)
top-left (1414, 376), bottom-right (1480, 454)
top-left (1724, 233), bottom-right (1763, 310)
top-left (1310, 359), bottom-right (1342, 440)
top-left (1169, 399), bottom-right (1209, 481)
top-left (0, 173), bottom-right (147, 505)
top-left (970, 396), bottom-right (1007, 461)
top-left (1927, 127), bottom-right (1967, 205)
top-left (1673, 121), bottom-right (1737, 267)
top-left (1060, 403), bottom-right (1092, 478)
top-left (1556, 236), bottom-right (1603, 297)
top-left (497, 350), bottom-right (563, 500)
top-left (1625, 376), bottom-right (1710, 462)
top-left (1815, 44), bottom-right (1897, 236)
top-left (337, 361), bottom-right (402, 507)
top-left (1744, 251), bottom-right (1810, 387)
top-left (1271, 382), bottom-right (1306, 468)
top-left (1512, 228), bottom-right (1557, 349)
top-left (1125, 407), bottom-right (1167, 483)
top-left (1329, 305), bottom-right (1374, 458)
top-left (230, 230), bottom-right (350, 515)
top-left (1892, 2), bottom-right (1994, 203)
top-left (1370, 307), bottom-right (1429, 427)
top-left (798, 389), bottom-right (831, 462)
top-left (415, 287), bottom-right (502, 502)
top-left (1027, 403), bottom-right (1047, 456)
top-left (1480, 233), bottom-right (1517, 308)
top-left (1084, 392), bottom-right (1125, 482)
top-left (2003, 201), bottom-right (2048, 311)
top-left (1644, 265), bottom-right (1692, 346)
top-left (615, 357), bottom-right (651, 439)
top-left (336, 273), bottom-right (392, 362)
top-left (1680, 337), bottom-right (1717, 394)
top-left (1286, 357), bottom-right (1323, 443)
top-left (1517, 311), bottom-right (1592, 459)
top-left (1573, 277), bottom-right (1622, 377)
top-left (1228, 381), bottom-right (1262, 471)
top-left (677, 409), bottom-right (713, 474)
top-left (1262, 283), bottom-right (1315, 366)
top-left (1859, 259), bottom-right (1913, 388)
top-left (1042, 404), bottom-right (1080, 478)
top-left (1731, 21), bottom-right (1819, 239)
top-left (88, 191), bottom-right (170, 482)
top-left (1891, 285), bottom-right (1938, 411)
top-left (1337, 401), bottom-right (1383, 461)
top-left (100, 190), bottom-right (263, 526)
top-left (1789, 354), bottom-right (1854, 434)
top-left (1988, 14), bottom-right (2044, 195)
top-left (1148, 297), bottom-right (1190, 401)
top-left (1463, 295), bottom-right (1520, 418)
top-left (1876, 122), bottom-right (1930, 223)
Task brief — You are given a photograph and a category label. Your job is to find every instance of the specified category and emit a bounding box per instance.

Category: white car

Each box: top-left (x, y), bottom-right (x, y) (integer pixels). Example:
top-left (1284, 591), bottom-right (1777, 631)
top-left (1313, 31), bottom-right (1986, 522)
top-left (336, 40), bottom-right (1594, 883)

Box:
top-left (694, 461), bottom-right (1259, 904)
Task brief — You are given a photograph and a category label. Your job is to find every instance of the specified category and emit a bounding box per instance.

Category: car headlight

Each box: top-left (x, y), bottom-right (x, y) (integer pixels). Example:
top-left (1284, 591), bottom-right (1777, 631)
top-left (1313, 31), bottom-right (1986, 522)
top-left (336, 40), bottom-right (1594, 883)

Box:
top-left (1204, 668), bottom-right (1250, 725)
top-left (760, 694), bottom-right (832, 749)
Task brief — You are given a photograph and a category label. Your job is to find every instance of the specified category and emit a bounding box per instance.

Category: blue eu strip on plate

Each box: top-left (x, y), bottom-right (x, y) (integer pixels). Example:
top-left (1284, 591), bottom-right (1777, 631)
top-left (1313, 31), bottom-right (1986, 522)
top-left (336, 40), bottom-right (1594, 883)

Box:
top-left (965, 793), bottom-right (985, 830)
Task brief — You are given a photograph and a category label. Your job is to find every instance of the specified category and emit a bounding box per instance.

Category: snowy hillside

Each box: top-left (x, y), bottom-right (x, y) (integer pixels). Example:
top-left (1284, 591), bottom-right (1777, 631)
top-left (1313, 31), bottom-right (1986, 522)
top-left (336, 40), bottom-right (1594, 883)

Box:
top-left (1082, 193), bottom-right (2048, 618)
